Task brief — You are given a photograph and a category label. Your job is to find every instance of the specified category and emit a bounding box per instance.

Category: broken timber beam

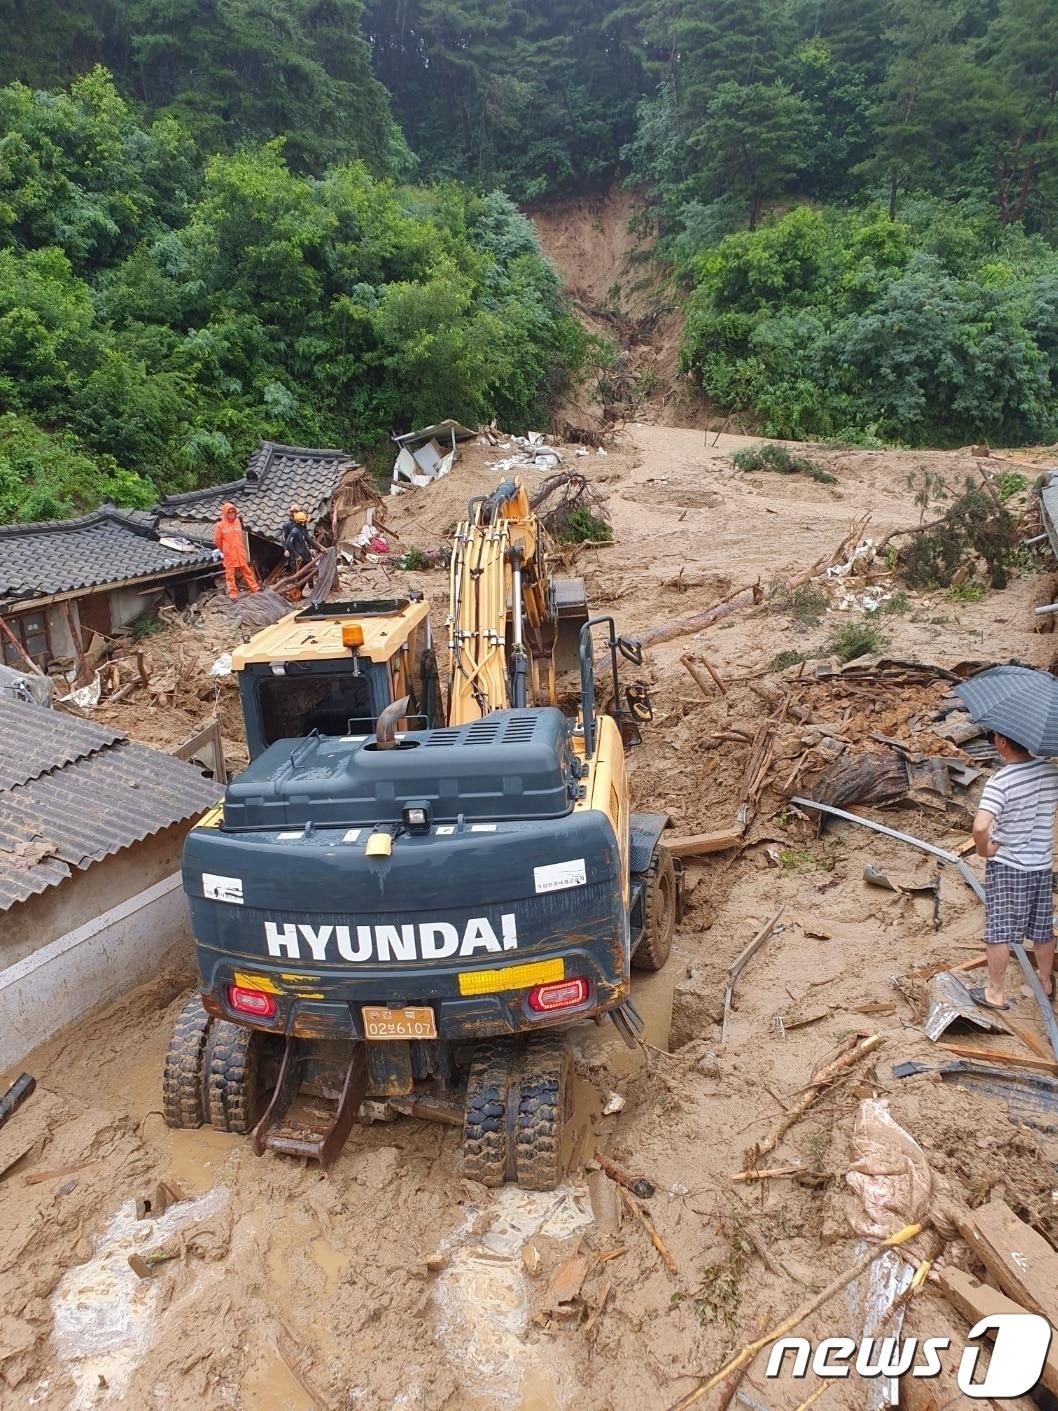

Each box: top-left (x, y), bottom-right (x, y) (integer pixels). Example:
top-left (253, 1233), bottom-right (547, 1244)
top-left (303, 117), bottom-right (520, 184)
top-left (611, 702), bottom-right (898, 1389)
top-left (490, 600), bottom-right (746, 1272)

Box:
top-left (937, 1042), bottom-right (1058, 1076)
top-left (939, 1268), bottom-right (1058, 1396)
top-left (955, 1199), bottom-right (1058, 1329)
top-left (665, 827), bottom-right (744, 859)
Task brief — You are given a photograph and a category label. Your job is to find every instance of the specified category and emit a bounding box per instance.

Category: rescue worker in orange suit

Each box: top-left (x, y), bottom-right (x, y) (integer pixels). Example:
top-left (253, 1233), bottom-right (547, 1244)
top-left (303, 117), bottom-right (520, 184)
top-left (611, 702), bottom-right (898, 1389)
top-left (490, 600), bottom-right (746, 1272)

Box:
top-left (213, 502), bottom-right (259, 599)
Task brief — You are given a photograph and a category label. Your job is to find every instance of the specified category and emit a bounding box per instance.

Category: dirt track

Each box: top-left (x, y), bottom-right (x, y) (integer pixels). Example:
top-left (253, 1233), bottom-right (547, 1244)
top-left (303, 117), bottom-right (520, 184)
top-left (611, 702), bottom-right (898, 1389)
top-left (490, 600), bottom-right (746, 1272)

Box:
top-left (4, 426), bottom-right (1058, 1410)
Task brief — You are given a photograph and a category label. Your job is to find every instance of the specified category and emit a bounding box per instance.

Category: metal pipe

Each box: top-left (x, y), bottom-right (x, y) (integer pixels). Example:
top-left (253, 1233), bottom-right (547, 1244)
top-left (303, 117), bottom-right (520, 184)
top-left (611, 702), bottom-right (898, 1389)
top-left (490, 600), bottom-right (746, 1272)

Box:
top-left (792, 796), bottom-right (1058, 1063)
top-left (1033, 602), bottom-right (1058, 616)
top-left (1024, 533), bottom-right (1049, 545)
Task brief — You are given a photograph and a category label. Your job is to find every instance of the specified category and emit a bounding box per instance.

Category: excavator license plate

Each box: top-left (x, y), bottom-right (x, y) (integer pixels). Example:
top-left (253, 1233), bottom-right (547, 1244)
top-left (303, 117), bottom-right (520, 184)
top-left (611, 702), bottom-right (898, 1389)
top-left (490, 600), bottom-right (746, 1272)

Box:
top-left (361, 1006), bottom-right (437, 1041)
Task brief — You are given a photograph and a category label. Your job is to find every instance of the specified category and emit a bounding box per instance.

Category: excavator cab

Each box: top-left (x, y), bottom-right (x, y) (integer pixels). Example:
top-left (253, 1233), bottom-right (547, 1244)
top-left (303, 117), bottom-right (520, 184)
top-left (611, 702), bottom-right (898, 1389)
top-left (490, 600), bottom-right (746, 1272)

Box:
top-left (232, 597), bottom-right (442, 759)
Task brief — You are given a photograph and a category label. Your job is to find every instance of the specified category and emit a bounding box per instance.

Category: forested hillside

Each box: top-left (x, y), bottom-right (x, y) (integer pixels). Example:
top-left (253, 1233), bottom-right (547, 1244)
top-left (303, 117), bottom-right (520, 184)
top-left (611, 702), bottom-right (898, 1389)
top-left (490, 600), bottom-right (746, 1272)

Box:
top-left (1, 0), bottom-right (1057, 522)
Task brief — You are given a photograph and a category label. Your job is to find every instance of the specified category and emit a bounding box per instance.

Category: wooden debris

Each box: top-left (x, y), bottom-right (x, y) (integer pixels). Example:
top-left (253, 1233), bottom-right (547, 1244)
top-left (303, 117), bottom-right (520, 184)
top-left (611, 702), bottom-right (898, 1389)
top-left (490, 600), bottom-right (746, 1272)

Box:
top-left (730, 1164), bottom-right (804, 1184)
top-left (593, 1151), bottom-right (656, 1199)
top-left (640, 582), bottom-right (764, 649)
top-left (547, 1253), bottom-right (589, 1313)
top-left (721, 907), bottom-right (784, 1046)
top-left (714, 1309), bottom-right (771, 1411)
top-left (956, 1199), bottom-right (1058, 1327)
top-left (998, 1011), bottom-right (1054, 1064)
top-left (23, 1160), bottom-right (96, 1186)
top-left (681, 654), bottom-right (726, 698)
top-left (618, 1186), bottom-right (678, 1275)
top-left (938, 1042), bottom-right (1058, 1075)
top-left (939, 1268), bottom-right (1058, 1396)
top-left (582, 1275), bottom-right (613, 1337)
top-left (741, 1034), bottom-right (882, 1173)
top-left (666, 1221), bottom-right (923, 1411)
top-left (665, 827), bottom-right (744, 859)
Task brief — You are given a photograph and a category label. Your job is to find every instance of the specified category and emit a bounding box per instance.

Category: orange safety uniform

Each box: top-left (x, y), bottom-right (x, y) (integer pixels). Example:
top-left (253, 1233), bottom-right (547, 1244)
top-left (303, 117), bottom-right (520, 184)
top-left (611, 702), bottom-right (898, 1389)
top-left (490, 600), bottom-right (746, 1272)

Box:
top-left (214, 503), bottom-right (259, 598)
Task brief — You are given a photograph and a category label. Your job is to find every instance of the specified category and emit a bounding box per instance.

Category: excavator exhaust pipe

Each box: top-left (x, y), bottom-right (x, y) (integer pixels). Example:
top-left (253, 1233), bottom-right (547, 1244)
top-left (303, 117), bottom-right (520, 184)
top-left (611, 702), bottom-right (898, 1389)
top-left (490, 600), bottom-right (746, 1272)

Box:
top-left (375, 695), bottom-right (411, 749)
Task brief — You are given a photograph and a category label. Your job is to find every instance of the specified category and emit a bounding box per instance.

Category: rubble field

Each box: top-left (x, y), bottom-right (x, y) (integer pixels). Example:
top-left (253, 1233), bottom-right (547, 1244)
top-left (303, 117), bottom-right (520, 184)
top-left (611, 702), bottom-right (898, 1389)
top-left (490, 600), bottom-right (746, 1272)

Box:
top-left (3, 425), bottom-right (1058, 1411)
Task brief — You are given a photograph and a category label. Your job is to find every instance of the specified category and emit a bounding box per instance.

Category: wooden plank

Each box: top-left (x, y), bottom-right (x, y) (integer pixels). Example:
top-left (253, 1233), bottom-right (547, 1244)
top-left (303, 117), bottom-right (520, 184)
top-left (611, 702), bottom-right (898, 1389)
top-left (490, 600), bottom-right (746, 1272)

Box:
top-left (938, 1042), bottom-right (1058, 1075)
top-left (957, 1199), bottom-right (1058, 1327)
top-left (666, 828), bottom-right (743, 859)
top-left (999, 1012), bottom-right (1054, 1064)
top-left (939, 1268), bottom-right (1058, 1396)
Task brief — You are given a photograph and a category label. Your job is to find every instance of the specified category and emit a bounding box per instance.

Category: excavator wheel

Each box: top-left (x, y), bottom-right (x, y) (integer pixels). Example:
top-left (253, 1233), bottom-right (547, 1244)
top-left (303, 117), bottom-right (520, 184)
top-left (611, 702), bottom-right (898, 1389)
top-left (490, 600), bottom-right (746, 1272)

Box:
top-left (514, 1033), bottom-right (570, 1192)
top-left (205, 1021), bottom-right (268, 1135)
top-left (462, 1040), bottom-right (516, 1187)
top-left (162, 996), bottom-right (213, 1129)
top-left (633, 845), bottom-right (676, 972)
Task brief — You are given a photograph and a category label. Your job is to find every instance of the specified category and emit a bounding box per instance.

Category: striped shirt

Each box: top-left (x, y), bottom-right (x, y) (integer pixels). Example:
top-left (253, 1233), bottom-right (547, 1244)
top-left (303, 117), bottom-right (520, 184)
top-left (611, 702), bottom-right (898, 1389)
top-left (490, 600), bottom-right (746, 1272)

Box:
top-left (978, 760), bottom-right (1058, 871)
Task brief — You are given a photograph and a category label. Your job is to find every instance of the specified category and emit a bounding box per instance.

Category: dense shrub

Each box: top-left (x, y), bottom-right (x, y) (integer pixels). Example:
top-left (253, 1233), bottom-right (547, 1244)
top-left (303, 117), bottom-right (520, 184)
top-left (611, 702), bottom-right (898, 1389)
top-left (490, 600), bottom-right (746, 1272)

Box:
top-left (682, 205), bottom-right (1058, 447)
top-left (0, 73), bottom-right (587, 523)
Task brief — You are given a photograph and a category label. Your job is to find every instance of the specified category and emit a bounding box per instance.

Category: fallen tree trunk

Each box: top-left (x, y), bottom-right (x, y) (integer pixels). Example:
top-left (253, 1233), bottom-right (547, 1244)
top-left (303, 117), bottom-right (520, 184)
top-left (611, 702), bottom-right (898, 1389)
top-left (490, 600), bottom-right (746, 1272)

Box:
top-left (665, 827), bottom-right (745, 859)
top-left (639, 582), bottom-right (763, 649)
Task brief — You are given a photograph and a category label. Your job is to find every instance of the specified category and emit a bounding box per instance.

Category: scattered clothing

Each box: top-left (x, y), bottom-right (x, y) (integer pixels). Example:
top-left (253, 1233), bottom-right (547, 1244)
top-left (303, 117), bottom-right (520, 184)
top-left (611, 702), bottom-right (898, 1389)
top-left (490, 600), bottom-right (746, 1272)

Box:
top-left (214, 502), bottom-right (259, 599)
top-left (978, 759), bottom-right (1058, 871)
top-left (983, 859), bottom-right (1054, 945)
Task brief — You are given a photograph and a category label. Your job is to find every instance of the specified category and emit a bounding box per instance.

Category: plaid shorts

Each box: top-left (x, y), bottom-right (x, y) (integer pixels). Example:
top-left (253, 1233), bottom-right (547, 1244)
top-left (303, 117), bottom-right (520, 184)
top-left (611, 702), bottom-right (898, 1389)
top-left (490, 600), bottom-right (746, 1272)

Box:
top-left (984, 861), bottom-right (1055, 944)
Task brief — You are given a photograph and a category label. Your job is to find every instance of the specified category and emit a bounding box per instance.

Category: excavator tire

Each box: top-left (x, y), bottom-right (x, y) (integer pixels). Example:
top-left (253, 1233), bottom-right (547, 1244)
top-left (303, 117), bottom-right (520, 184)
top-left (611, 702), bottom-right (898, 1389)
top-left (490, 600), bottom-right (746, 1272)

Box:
top-left (633, 845), bottom-right (676, 972)
top-left (462, 1040), bottom-right (515, 1187)
top-left (162, 996), bottom-right (213, 1129)
top-left (205, 1021), bottom-right (267, 1135)
top-left (514, 1033), bottom-right (570, 1191)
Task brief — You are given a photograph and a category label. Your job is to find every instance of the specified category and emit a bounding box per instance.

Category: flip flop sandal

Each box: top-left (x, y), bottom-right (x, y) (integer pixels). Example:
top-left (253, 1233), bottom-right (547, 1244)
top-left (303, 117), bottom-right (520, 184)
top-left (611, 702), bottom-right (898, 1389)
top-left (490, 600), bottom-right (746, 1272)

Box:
top-left (968, 986), bottom-right (1010, 1012)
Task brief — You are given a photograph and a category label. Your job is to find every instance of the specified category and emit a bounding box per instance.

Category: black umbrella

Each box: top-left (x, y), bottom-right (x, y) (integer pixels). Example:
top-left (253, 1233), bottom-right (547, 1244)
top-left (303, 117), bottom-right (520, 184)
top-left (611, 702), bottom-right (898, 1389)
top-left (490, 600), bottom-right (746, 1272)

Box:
top-left (953, 665), bottom-right (1058, 757)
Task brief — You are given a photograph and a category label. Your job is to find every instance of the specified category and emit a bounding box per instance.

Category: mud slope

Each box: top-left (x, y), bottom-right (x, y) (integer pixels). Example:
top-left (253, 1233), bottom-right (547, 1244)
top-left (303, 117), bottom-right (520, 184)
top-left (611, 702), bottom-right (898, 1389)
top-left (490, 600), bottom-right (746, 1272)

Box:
top-left (529, 189), bottom-right (699, 428)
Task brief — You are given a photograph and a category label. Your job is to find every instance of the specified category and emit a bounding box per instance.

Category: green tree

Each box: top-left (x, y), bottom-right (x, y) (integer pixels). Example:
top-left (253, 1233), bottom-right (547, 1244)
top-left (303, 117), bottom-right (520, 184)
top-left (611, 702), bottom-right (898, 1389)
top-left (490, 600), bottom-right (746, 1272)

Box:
top-left (694, 81), bottom-right (817, 227)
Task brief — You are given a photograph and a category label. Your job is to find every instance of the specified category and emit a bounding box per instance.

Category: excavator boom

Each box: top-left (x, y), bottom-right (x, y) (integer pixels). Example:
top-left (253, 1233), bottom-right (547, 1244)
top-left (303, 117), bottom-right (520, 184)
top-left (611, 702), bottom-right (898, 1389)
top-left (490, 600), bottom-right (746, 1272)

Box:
top-left (447, 479), bottom-right (565, 725)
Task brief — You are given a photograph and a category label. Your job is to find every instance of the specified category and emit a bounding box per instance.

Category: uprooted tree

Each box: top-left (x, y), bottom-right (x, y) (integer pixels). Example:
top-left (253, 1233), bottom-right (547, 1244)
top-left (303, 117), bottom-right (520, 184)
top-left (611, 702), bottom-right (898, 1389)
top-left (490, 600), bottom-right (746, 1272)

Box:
top-left (882, 481), bottom-right (1019, 590)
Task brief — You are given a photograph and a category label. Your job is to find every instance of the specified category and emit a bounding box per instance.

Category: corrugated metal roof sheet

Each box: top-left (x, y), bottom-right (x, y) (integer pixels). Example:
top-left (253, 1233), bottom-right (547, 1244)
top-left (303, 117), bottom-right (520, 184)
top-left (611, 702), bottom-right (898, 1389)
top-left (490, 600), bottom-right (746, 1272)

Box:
top-left (0, 698), bottom-right (123, 790)
top-left (0, 506), bottom-right (214, 603)
top-left (0, 698), bottom-right (221, 911)
top-left (157, 441), bottom-right (354, 543)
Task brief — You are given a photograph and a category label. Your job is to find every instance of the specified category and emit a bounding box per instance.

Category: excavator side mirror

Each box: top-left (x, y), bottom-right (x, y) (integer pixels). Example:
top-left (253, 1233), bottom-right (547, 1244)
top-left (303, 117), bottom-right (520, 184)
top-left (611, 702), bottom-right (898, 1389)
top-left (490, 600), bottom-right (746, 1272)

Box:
top-left (618, 636), bottom-right (643, 667)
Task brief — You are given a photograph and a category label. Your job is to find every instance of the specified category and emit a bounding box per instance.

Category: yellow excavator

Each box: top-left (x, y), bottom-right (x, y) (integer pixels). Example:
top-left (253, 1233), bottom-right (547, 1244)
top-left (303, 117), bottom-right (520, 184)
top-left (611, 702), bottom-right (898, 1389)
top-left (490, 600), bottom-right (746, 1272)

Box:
top-left (165, 478), bottom-right (676, 1187)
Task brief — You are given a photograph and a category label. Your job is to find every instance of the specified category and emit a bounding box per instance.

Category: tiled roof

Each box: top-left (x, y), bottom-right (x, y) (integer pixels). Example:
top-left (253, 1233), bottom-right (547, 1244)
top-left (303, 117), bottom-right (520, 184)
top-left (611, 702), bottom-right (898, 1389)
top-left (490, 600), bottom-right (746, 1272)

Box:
top-left (156, 441), bottom-right (356, 544)
top-left (0, 699), bottom-right (123, 791)
top-left (0, 506), bottom-right (214, 604)
top-left (0, 698), bottom-right (221, 911)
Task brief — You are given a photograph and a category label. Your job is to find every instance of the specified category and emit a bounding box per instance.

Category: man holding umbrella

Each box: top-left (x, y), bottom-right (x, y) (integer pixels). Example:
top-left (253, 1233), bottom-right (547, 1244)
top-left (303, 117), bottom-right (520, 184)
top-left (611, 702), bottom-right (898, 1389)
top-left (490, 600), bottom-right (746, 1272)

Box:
top-left (960, 667), bottom-right (1058, 1010)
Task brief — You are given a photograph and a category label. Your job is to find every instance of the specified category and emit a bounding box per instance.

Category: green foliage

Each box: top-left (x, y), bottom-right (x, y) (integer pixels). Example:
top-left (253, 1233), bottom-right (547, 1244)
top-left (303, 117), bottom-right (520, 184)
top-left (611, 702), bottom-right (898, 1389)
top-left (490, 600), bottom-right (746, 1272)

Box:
top-left (0, 413), bottom-right (155, 523)
top-left (946, 583), bottom-right (987, 603)
top-left (898, 482), bottom-right (1018, 589)
top-left (130, 611), bottom-right (164, 640)
top-left (0, 72), bottom-right (585, 523)
top-left (557, 508), bottom-right (614, 545)
top-left (683, 204), bottom-right (1058, 447)
top-left (772, 582), bottom-right (829, 626)
top-left (996, 470), bottom-right (1029, 500)
top-left (731, 442), bottom-right (837, 483)
top-left (825, 619), bottom-right (890, 662)
top-left (769, 648), bottom-right (809, 670)
top-left (879, 590), bottom-right (911, 615)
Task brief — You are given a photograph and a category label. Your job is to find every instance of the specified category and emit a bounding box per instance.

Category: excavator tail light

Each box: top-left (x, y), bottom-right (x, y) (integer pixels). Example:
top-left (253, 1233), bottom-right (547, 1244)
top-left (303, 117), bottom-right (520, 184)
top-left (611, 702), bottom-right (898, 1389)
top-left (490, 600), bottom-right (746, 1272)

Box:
top-left (228, 985), bottom-right (278, 1019)
top-left (527, 977), bottom-right (590, 1013)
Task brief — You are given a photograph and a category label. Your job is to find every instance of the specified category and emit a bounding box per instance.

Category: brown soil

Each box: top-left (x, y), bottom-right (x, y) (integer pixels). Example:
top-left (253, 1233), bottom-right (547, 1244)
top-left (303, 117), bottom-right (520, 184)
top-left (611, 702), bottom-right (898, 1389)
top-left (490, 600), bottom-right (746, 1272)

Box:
top-left (3, 428), bottom-right (1058, 1411)
top-left (529, 190), bottom-right (703, 429)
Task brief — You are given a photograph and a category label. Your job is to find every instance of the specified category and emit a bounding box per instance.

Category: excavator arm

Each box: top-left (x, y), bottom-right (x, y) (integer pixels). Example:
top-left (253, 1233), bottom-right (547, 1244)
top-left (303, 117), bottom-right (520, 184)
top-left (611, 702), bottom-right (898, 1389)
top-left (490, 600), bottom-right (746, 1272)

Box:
top-left (446, 479), bottom-right (560, 725)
